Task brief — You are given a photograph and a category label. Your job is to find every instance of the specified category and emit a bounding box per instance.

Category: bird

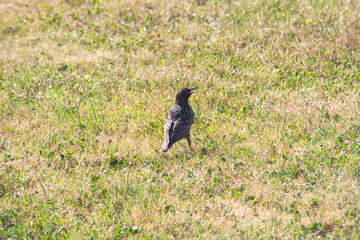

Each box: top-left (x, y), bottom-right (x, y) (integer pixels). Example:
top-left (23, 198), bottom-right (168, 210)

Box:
top-left (160, 87), bottom-right (198, 152)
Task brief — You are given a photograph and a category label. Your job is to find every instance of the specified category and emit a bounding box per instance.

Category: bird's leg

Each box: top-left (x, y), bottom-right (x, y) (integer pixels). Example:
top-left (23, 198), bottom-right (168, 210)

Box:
top-left (186, 134), bottom-right (192, 151)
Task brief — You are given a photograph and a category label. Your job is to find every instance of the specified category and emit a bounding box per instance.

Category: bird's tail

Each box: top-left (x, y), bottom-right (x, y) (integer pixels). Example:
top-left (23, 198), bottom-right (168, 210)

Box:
top-left (160, 142), bottom-right (169, 152)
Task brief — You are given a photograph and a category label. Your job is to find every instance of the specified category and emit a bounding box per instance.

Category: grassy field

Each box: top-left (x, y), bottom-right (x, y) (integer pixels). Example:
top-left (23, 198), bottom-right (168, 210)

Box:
top-left (1, 0), bottom-right (360, 238)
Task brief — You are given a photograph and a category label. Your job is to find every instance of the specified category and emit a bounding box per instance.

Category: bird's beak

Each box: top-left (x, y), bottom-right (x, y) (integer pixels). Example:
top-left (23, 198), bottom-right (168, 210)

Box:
top-left (189, 87), bottom-right (198, 94)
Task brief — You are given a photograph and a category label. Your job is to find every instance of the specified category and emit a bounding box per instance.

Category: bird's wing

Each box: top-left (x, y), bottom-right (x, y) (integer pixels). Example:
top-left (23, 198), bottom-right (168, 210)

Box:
top-left (162, 105), bottom-right (195, 151)
top-left (163, 105), bottom-right (181, 145)
top-left (163, 112), bottom-right (174, 145)
top-left (170, 108), bottom-right (194, 144)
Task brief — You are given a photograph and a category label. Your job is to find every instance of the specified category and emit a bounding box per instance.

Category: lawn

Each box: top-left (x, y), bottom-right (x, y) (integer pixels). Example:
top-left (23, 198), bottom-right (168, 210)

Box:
top-left (1, 0), bottom-right (360, 238)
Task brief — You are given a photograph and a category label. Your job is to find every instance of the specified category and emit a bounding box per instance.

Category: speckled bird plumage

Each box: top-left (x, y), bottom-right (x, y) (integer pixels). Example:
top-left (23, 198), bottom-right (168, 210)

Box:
top-left (160, 87), bottom-right (197, 152)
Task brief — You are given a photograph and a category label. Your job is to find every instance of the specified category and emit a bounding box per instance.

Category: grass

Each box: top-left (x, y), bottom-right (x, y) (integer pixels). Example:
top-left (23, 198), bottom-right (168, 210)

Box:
top-left (1, 0), bottom-right (360, 238)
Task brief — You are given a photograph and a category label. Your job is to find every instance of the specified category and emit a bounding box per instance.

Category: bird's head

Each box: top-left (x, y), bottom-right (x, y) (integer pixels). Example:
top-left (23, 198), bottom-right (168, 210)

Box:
top-left (175, 87), bottom-right (198, 106)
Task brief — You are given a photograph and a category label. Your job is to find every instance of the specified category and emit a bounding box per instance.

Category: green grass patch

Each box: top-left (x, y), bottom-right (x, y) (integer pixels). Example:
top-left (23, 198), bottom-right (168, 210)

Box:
top-left (1, 0), bottom-right (360, 238)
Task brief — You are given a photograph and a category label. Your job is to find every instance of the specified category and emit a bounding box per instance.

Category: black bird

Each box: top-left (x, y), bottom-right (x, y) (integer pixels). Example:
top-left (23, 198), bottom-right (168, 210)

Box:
top-left (160, 87), bottom-right (198, 152)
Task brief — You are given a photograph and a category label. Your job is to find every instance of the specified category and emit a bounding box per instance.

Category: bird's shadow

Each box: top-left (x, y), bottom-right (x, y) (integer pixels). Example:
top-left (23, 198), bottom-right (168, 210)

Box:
top-left (157, 148), bottom-right (196, 163)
